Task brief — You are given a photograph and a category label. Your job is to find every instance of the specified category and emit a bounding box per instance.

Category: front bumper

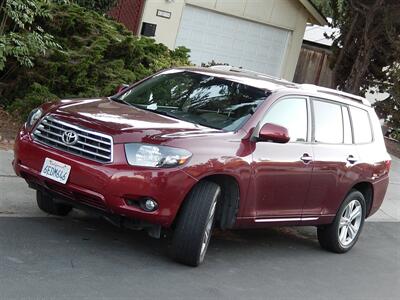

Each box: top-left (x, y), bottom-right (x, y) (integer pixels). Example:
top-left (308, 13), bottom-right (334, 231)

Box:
top-left (13, 129), bottom-right (197, 227)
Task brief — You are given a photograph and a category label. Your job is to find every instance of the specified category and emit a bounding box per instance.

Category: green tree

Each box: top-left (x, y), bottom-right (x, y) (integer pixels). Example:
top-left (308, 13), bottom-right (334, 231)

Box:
top-left (75, 0), bottom-right (117, 14)
top-left (0, 3), bottom-right (191, 120)
top-left (374, 62), bottom-right (400, 129)
top-left (311, 0), bottom-right (337, 17)
top-left (328, 0), bottom-right (400, 95)
top-left (0, 0), bottom-right (60, 71)
top-left (325, 0), bottom-right (400, 128)
top-left (53, 0), bottom-right (118, 14)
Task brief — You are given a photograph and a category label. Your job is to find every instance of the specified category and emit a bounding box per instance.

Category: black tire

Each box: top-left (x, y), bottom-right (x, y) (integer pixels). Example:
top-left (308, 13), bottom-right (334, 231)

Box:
top-left (171, 181), bottom-right (221, 266)
top-left (318, 190), bottom-right (366, 253)
top-left (36, 190), bottom-right (72, 216)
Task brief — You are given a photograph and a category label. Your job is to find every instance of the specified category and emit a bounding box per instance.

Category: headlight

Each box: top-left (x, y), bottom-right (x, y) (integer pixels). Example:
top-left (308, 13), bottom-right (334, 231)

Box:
top-left (26, 108), bottom-right (43, 129)
top-left (125, 143), bottom-right (192, 168)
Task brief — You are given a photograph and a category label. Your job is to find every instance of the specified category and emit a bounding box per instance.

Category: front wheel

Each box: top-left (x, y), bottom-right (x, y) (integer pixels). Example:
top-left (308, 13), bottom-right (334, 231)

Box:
top-left (318, 190), bottom-right (366, 253)
top-left (171, 181), bottom-right (221, 266)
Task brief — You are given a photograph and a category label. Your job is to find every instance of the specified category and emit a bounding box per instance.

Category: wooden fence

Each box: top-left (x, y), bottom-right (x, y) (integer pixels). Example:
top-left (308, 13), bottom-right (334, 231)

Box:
top-left (293, 41), bottom-right (333, 88)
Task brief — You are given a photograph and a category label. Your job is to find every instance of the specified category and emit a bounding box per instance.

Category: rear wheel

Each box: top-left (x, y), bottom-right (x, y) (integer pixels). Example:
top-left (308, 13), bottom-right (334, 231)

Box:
top-left (171, 181), bottom-right (221, 266)
top-left (36, 190), bottom-right (72, 216)
top-left (318, 190), bottom-right (366, 253)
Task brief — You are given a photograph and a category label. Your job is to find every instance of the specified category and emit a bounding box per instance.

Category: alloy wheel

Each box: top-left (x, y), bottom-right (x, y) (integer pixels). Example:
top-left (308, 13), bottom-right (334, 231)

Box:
top-left (200, 200), bottom-right (217, 262)
top-left (338, 199), bottom-right (362, 247)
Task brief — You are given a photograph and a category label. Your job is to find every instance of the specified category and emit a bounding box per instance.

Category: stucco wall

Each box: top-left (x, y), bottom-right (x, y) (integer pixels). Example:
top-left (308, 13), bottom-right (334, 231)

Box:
top-left (140, 0), bottom-right (310, 80)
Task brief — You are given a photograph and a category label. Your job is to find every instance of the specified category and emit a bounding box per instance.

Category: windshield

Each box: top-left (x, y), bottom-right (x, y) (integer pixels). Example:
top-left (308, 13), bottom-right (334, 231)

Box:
top-left (115, 70), bottom-right (269, 131)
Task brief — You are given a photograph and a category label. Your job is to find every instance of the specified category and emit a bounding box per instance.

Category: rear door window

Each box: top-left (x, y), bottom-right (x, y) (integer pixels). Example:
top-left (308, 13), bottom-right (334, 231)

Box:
top-left (350, 107), bottom-right (373, 144)
top-left (313, 100), bottom-right (343, 144)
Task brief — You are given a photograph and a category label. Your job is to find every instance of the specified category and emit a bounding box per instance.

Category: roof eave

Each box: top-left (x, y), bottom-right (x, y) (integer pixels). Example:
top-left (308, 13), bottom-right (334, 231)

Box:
top-left (298, 0), bottom-right (328, 26)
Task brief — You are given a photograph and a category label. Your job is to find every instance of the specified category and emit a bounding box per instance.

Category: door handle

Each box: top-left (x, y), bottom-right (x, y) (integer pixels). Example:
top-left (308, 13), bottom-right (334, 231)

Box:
top-left (300, 153), bottom-right (313, 163)
top-left (347, 155), bottom-right (357, 164)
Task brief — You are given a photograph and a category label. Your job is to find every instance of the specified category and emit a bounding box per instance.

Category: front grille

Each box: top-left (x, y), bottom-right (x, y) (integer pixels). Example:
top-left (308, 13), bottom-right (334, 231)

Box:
top-left (33, 115), bottom-right (113, 163)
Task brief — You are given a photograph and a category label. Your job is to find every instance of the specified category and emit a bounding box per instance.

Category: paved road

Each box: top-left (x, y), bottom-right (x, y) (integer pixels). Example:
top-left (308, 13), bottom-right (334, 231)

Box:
top-left (1, 217), bottom-right (399, 299)
top-left (0, 149), bottom-right (399, 299)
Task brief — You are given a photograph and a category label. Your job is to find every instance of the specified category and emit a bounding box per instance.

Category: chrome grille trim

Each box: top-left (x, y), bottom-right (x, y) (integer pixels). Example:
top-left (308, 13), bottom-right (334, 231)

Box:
top-left (41, 120), bottom-right (111, 145)
top-left (33, 115), bottom-right (113, 163)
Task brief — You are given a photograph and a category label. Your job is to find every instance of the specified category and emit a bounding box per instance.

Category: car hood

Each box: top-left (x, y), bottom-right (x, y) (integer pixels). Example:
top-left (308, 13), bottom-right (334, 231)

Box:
top-left (48, 98), bottom-right (222, 143)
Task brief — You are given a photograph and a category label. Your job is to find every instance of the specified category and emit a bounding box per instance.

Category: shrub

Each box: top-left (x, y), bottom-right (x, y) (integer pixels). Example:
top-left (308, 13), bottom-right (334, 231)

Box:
top-left (9, 83), bottom-right (59, 120)
top-left (0, 3), bottom-right (191, 120)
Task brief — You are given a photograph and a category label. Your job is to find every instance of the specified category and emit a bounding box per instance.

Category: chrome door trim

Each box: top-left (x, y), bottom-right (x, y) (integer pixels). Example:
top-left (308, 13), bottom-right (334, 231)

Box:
top-left (255, 217), bottom-right (319, 223)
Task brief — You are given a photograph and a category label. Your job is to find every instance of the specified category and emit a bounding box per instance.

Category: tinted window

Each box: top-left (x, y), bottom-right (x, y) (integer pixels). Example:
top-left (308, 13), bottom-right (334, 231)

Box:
top-left (342, 106), bottom-right (352, 144)
top-left (117, 70), bottom-right (268, 131)
top-left (313, 100), bottom-right (343, 144)
top-left (350, 107), bottom-right (372, 143)
top-left (262, 98), bottom-right (308, 142)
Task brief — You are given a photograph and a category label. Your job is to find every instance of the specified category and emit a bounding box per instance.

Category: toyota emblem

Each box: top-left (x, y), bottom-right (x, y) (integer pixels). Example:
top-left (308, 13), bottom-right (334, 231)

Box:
top-left (62, 130), bottom-right (78, 145)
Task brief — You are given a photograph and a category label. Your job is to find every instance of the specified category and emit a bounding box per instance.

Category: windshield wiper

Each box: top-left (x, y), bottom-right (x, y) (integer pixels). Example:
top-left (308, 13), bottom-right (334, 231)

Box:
top-left (144, 109), bottom-right (221, 129)
top-left (193, 121), bottom-right (221, 130)
top-left (145, 108), bottom-right (183, 120)
top-left (109, 96), bottom-right (132, 107)
top-left (109, 100), bottom-right (222, 130)
top-left (143, 107), bottom-right (222, 130)
top-left (126, 103), bottom-right (182, 120)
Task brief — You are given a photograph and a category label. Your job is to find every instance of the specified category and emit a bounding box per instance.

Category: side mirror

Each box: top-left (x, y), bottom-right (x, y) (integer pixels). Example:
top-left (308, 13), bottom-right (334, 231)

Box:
top-left (258, 123), bottom-right (290, 143)
top-left (115, 84), bottom-right (130, 94)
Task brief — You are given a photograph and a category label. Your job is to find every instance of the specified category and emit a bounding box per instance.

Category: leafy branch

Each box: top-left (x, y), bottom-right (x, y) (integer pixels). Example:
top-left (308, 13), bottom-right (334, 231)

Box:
top-left (0, 0), bottom-right (61, 70)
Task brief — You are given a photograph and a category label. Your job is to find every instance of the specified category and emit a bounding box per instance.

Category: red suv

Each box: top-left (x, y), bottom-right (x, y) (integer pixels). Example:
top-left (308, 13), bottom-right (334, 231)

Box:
top-left (13, 67), bottom-right (391, 266)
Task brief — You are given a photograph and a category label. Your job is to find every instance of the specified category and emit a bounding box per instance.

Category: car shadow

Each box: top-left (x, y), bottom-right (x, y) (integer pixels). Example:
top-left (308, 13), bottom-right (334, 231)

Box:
top-left (33, 212), bottom-right (323, 268)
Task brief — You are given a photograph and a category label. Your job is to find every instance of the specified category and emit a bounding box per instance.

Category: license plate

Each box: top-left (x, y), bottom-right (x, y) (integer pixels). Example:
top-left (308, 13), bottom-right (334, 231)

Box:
top-left (40, 158), bottom-right (71, 184)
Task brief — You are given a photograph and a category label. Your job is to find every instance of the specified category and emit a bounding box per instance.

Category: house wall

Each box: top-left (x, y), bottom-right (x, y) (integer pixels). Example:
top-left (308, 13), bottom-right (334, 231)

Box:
top-left (139, 0), bottom-right (311, 80)
top-left (108, 0), bottom-right (145, 34)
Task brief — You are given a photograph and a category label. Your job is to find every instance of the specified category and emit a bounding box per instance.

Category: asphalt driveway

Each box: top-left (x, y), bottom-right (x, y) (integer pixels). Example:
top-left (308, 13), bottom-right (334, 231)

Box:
top-left (0, 218), bottom-right (399, 299)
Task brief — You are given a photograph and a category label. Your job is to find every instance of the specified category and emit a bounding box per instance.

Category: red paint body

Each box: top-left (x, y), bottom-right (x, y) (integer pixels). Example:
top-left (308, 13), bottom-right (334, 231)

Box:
top-left (13, 68), bottom-right (390, 229)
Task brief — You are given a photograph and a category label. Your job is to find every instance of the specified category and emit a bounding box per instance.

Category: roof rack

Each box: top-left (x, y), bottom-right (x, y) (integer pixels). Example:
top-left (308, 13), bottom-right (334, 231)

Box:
top-left (209, 65), bottom-right (286, 81)
top-left (299, 84), bottom-right (371, 106)
top-left (208, 66), bottom-right (370, 106)
top-left (209, 65), bottom-right (295, 85)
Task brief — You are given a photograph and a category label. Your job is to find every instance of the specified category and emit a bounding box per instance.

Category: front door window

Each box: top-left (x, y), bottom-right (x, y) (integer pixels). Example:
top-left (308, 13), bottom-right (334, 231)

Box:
top-left (261, 98), bottom-right (308, 142)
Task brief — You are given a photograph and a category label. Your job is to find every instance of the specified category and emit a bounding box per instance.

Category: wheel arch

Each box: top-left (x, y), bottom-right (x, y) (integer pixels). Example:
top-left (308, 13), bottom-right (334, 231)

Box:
top-left (350, 181), bottom-right (374, 217)
top-left (173, 173), bottom-right (241, 230)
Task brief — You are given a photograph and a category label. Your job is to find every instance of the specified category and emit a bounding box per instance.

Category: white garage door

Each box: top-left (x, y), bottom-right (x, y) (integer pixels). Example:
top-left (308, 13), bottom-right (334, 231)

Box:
top-left (175, 5), bottom-right (290, 77)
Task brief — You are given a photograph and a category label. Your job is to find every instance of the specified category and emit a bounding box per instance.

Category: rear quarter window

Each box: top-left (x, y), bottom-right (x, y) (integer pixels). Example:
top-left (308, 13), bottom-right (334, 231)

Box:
top-left (349, 107), bottom-right (373, 144)
top-left (312, 100), bottom-right (343, 144)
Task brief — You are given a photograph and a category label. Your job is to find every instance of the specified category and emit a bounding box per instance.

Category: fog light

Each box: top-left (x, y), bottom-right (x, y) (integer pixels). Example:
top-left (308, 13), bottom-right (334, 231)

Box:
top-left (142, 198), bottom-right (158, 212)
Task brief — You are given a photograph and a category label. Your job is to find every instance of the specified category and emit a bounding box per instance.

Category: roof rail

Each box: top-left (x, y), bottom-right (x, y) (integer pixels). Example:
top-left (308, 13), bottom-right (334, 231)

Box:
top-left (299, 84), bottom-right (371, 106)
top-left (209, 65), bottom-right (291, 83)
